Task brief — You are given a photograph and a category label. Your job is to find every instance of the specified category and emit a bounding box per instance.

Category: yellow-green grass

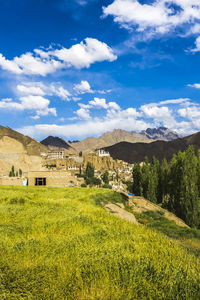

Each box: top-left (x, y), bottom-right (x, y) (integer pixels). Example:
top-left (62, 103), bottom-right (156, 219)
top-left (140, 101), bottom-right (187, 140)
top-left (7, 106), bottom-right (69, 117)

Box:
top-left (0, 186), bottom-right (200, 299)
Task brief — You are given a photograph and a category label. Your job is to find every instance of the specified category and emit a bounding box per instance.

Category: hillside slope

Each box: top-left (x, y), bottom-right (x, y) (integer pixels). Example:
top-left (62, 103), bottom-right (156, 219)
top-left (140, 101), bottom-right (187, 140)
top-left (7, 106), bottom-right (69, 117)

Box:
top-left (0, 186), bottom-right (199, 299)
top-left (71, 129), bottom-right (152, 153)
top-left (41, 136), bottom-right (72, 149)
top-left (103, 131), bottom-right (200, 163)
top-left (0, 126), bottom-right (47, 174)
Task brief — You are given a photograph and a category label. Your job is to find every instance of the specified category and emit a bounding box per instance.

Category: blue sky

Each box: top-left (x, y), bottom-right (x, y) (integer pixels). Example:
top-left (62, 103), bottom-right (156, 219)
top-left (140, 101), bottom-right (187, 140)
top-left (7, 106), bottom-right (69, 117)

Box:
top-left (0, 0), bottom-right (200, 140)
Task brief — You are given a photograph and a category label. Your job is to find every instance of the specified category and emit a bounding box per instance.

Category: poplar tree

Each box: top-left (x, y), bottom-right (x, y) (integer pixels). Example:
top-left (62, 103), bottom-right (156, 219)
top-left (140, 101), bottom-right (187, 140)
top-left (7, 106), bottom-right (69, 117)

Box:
top-left (141, 157), bottom-right (151, 199)
top-left (132, 163), bottom-right (143, 196)
top-left (158, 158), bottom-right (169, 203)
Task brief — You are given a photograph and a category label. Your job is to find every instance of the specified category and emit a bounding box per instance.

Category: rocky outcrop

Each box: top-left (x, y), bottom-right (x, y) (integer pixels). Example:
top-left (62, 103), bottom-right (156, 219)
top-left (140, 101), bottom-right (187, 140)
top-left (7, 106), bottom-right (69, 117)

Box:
top-left (140, 127), bottom-right (181, 141)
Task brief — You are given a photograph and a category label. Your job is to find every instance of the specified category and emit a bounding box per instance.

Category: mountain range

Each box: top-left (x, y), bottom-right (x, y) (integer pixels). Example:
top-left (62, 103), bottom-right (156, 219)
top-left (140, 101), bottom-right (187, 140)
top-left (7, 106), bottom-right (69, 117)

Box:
top-left (0, 125), bottom-right (195, 176)
top-left (41, 127), bottom-right (181, 153)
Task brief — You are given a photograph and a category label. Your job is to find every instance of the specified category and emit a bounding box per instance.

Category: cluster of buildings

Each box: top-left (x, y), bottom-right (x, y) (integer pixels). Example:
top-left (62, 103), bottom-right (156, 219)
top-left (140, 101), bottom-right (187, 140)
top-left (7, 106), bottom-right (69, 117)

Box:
top-left (0, 148), bottom-right (133, 190)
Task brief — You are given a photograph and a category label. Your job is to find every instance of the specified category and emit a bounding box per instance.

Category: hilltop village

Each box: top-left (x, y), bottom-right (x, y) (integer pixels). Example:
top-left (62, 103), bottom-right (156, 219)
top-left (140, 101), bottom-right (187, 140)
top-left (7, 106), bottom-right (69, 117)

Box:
top-left (0, 126), bottom-right (183, 191)
top-left (3, 147), bottom-right (133, 191)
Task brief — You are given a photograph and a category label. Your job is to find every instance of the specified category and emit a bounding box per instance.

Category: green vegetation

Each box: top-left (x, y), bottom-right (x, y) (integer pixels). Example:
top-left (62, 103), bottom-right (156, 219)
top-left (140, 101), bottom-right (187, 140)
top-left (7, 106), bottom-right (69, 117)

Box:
top-left (0, 186), bottom-right (200, 299)
top-left (134, 210), bottom-right (200, 256)
top-left (133, 146), bottom-right (200, 227)
top-left (83, 162), bottom-right (101, 186)
top-left (9, 166), bottom-right (23, 177)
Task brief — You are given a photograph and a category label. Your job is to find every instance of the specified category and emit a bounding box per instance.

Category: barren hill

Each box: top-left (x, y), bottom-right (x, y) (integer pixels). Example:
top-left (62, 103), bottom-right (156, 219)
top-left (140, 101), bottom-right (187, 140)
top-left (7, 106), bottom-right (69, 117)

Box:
top-left (71, 129), bottom-right (152, 153)
top-left (41, 136), bottom-right (71, 149)
top-left (0, 126), bottom-right (47, 175)
top-left (103, 131), bottom-right (200, 163)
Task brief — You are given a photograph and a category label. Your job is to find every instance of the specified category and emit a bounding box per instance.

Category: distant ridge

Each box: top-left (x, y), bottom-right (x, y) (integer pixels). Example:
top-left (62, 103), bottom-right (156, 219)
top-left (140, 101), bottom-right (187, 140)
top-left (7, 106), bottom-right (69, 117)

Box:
top-left (71, 129), bottom-right (152, 153)
top-left (140, 127), bottom-right (181, 141)
top-left (103, 131), bottom-right (200, 163)
top-left (41, 136), bottom-right (72, 149)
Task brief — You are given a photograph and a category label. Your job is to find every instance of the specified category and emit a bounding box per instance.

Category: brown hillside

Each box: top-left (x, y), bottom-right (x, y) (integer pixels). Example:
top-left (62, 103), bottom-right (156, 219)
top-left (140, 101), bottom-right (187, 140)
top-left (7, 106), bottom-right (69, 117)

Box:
top-left (103, 132), bottom-right (200, 163)
top-left (0, 126), bottom-right (48, 175)
top-left (71, 129), bottom-right (152, 153)
top-left (0, 126), bottom-right (47, 155)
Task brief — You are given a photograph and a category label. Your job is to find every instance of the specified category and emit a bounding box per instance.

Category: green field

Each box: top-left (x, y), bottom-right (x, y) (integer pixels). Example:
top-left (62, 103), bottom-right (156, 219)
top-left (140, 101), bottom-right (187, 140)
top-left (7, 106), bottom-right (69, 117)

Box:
top-left (0, 186), bottom-right (200, 299)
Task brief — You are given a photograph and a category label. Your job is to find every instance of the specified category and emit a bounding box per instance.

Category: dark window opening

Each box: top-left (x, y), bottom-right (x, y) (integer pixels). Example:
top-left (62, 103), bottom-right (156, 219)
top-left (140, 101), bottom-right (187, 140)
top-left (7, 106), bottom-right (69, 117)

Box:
top-left (35, 177), bottom-right (46, 186)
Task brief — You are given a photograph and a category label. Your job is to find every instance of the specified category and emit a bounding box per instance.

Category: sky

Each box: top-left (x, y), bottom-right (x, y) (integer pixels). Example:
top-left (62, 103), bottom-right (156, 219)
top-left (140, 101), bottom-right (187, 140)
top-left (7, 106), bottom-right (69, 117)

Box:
top-left (1, 0), bottom-right (200, 140)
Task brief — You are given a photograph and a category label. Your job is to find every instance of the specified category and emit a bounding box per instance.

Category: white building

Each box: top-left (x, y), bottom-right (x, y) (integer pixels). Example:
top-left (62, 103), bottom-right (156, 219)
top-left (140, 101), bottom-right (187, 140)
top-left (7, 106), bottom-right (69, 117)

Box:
top-left (95, 149), bottom-right (110, 157)
top-left (47, 150), bottom-right (65, 160)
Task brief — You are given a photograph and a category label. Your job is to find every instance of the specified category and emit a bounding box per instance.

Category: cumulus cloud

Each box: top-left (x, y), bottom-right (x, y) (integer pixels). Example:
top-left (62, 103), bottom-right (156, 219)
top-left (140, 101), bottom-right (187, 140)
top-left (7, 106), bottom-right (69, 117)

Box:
top-left (0, 38), bottom-right (117, 76)
top-left (15, 96), bottom-right (200, 139)
top-left (75, 108), bottom-right (91, 120)
top-left (73, 80), bottom-right (93, 94)
top-left (17, 82), bottom-right (71, 101)
top-left (191, 36), bottom-right (200, 52)
top-left (103, 0), bottom-right (200, 39)
top-left (0, 95), bottom-right (56, 117)
top-left (88, 97), bottom-right (121, 110)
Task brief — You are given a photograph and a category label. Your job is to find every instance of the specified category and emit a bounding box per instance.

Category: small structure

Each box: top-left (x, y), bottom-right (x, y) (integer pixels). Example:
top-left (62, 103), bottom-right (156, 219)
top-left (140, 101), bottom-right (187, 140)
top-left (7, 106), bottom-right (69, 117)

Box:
top-left (47, 150), bottom-right (65, 160)
top-left (95, 149), bottom-right (110, 157)
top-left (28, 170), bottom-right (82, 187)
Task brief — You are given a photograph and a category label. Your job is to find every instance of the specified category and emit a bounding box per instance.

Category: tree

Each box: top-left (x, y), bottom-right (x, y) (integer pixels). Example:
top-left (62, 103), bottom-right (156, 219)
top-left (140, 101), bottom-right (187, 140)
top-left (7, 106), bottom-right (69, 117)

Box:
top-left (85, 162), bottom-right (94, 179)
top-left (9, 166), bottom-right (15, 177)
top-left (158, 158), bottom-right (169, 203)
top-left (19, 169), bottom-right (22, 177)
top-left (141, 157), bottom-right (151, 198)
top-left (180, 146), bottom-right (199, 227)
top-left (102, 171), bottom-right (109, 184)
top-left (169, 146), bottom-right (199, 227)
top-left (132, 163), bottom-right (143, 196)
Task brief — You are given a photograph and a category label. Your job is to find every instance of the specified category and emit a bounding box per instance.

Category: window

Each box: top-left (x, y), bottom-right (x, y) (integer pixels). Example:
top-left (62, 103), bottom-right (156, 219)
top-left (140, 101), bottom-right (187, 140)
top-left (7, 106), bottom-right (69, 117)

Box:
top-left (35, 177), bottom-right (46, 186)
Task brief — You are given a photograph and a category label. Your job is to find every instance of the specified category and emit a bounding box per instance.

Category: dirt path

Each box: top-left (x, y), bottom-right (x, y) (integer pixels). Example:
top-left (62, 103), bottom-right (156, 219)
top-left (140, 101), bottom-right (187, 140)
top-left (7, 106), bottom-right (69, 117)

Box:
top-left (105, 203), bottom-right (138, 225)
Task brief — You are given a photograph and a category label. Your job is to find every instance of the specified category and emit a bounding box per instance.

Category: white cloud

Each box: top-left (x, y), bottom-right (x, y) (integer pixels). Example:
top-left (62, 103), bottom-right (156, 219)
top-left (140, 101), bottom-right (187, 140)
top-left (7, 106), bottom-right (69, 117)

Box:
top-left (89, 97), bottom-right (108, 109)
top-left (17, 84), bottom-right (45, 96)
top-left (0, 95), bottom-right (56, 117)
top-left (188, 83), bottom-right (200, 89)
top-left (73, 80), bottom-right (93, 94)
top-left (17, 82), bottom-right (71, 101)
top-left (103, 0), bottom-right (200, 38)
top-left (191, 36), bottom-right (200, 52)
top-left (50, 84), bottom-right (71, 101)
top-left (75, 108), bottom-right (91, 120)
top-left (88, 97), bottom-right (121, 110)
top-left (52, 38), bottom-right (117, 69)
top-left (15, 96), bottom-right (200, 139)
top-left (0, 38), bottom-right (117, 76)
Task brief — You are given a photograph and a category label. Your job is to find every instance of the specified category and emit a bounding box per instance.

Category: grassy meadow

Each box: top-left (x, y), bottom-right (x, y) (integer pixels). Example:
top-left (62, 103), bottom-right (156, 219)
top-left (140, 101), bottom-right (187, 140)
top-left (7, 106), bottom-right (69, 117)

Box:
top-left (0, 186), bottom-right (200, 299)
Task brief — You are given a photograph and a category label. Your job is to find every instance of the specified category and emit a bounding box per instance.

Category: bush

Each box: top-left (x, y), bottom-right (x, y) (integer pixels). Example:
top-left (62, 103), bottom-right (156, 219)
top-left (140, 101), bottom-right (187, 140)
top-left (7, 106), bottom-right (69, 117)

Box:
top-left (102, 184), bottom-right (112, 189)
top-left (81, 183), bottom-right (87, 188)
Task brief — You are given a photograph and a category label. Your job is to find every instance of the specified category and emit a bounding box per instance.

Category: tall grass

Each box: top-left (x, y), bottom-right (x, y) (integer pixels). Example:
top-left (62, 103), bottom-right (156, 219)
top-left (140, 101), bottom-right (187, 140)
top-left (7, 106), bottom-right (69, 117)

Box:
top-left (0, 186), bottom-right (200, 299)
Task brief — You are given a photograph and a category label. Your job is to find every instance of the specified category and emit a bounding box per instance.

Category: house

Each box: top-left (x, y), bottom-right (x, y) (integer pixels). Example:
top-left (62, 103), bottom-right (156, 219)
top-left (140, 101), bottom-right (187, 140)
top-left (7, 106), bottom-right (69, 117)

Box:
top-left (95, 149), bottom-right (110, 157)
top-left (27, 171), bottom-right (83, 187)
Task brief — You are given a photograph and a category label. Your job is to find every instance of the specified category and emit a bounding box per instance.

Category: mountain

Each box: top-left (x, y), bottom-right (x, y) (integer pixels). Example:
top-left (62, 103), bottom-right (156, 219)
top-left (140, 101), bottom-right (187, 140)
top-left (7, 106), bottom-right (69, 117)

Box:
top-left (0, 126), bottom-right (47, 155)
top-left (0, 126), bottom-right (47, 175)
top-left (140, 127), bottom-right (181, 141)
top-left (103, 131), bottom-right (200, 163)
top-left (71, 129), bottom-right (152, 153)
top-left (41, 136), bottom-right (72, 149)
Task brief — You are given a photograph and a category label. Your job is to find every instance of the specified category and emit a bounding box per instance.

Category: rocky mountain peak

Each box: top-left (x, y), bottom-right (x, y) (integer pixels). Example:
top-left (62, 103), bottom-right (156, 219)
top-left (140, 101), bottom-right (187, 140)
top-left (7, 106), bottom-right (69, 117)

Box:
top-left (140, 127), bottom-right (181, 141)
